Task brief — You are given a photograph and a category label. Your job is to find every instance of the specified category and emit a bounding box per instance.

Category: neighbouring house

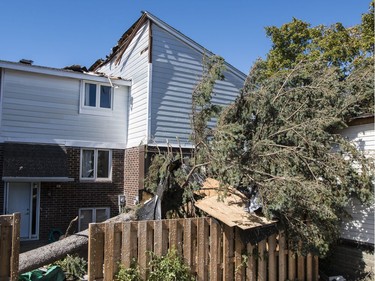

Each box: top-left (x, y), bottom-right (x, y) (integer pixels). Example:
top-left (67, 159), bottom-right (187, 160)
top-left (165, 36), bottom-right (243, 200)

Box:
top-left (0, 11), bottom-right (246, 241)
top-left (324, 114), bottom-right (374, 280)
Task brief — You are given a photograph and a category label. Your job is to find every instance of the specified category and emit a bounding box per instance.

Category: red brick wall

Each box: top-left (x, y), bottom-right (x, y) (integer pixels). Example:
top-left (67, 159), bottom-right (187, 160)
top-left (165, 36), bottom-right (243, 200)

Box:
top-left (38, 147), bottom-right (125, 239)
top-left (124, 146), bottom-right (145, 206)
top-left (0, 144), bottom-right (125, 240)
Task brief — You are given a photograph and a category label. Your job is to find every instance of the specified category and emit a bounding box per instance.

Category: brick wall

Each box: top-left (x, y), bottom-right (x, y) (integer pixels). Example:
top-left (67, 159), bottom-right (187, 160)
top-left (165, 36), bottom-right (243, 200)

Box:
top-left (0, 144), bottom-right (125, 240)
top-left (124, 146), bottom-right (145, 206)
top-left (38, 147), bottom-right (125, 239)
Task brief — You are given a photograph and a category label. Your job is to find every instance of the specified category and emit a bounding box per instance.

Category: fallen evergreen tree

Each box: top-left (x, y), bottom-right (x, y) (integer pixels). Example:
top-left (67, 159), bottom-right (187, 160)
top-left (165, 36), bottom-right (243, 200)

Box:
top-left (144, 3), bottom-right (374, 257)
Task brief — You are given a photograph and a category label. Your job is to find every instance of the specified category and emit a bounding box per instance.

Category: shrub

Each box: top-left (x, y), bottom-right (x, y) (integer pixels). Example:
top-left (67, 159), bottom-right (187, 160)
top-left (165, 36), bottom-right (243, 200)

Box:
top-left (54, 254), bottom-right (87, 280)
top-left (115, 259), bottom-right (141, 281)
top-left (115, 249), bottom-right (195, 281)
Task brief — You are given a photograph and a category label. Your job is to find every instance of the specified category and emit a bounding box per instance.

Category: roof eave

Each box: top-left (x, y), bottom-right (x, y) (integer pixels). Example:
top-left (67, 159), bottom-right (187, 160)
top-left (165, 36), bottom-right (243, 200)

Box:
top-left (0, 60), bottom-right (131, 86)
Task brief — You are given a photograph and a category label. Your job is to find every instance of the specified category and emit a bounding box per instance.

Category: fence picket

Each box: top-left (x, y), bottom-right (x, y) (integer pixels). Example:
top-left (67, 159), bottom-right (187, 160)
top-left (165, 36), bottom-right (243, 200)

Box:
top-left (288, 249), bottom-right (297, 281)
top-left (104, 223), bottom-right (115, 281)
top-left (209, 219), bottom-right (221, 281)
top-left (87, 217), bottom-right (318, 281)
top-left (298, 241), bottom-right (305, 281)
top-left (246, 243), bottom-right (257, 281)
top-left (197, 217), bottom-right (209, 280)
top-left (223, 224), bottom-right (234, 280)
top-left (306, 252), bottom-right (313, 281)
top-left (314, 256), bottom-right (319, 281)
top-left (138, 221), bottom-right (153, 280)
top-left (0, 225), bottom-right (11, 281)
top-left (154, 220), bottom-right (167, 257)
top-left (258, 239), bottom-right (267, 281)
top-left (278, 232), bottom-right (287, 281)
top-left (268, 234), bottom-right (277, 281)
top-left (122, 221), bottom-right (136, 267)
top-left (234, 228), bottom-right (245, 281)
top-left (183, 218), bottom-right (193, 268)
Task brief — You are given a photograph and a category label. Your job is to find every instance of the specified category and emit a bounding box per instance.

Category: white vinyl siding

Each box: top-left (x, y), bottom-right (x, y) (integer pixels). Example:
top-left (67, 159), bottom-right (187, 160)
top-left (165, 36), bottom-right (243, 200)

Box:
top-left (1, 69), bottom-right (129, 148)
top-left (96, 23), bottom-right (150, 148)
top-left (341, 197), bottom-right (374, 244)
top-left (150, 24), bottom-right (244, 147)
top-left (339, 122), bottom-right (375, 244)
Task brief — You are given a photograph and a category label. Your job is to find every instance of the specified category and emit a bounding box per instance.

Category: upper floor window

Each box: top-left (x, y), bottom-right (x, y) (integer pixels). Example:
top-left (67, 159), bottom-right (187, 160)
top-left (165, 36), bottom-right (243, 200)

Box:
top-left (80, 81), bottom-right (113, 115)
top-left (80, 148), bottom-right (112, 182)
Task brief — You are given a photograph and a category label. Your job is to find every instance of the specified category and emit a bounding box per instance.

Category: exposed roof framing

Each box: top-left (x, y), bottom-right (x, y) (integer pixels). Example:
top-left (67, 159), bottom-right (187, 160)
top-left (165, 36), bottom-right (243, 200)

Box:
top-left (92, 11), bottom-right (246, 80)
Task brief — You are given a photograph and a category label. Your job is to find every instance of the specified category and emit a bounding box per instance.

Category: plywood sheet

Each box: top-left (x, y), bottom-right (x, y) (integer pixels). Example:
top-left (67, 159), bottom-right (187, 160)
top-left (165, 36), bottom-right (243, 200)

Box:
top-left (195, 179), bottom-right (276, 230)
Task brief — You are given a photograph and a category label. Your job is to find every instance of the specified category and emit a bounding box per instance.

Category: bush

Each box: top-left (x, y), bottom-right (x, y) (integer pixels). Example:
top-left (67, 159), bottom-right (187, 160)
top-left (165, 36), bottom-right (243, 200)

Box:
top-left (115, 259), bottom-right (141, 281)
top-left (115, 249), bottom-right (195, 281)
top-left (148, 249), bottom-right (195, 281)
top-left (54, 254), bottom-right (87, 280)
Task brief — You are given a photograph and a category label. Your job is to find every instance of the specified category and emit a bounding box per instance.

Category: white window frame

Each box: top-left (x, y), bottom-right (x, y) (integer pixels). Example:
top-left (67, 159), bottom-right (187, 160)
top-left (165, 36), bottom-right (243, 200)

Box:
top-left (80, 148), bottom-right (112, 182)
top-left (78, 207), bottom-right (110, 231)
top-left (79, 80), bottom-right (114, 116)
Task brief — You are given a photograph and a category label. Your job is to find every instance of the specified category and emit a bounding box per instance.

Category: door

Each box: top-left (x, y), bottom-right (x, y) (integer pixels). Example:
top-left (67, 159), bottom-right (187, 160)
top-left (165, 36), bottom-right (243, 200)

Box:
top-left (6, 182), bottom-right (40, 240)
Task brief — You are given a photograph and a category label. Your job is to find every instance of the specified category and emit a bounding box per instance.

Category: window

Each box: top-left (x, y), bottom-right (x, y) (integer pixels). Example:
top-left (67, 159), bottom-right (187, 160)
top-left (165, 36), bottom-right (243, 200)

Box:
top-left (80, 149), bottom-right (112, 181)
top-left (81, 81), bottom-right (113, 113)
top-left (78, 207), bottom-right (110, 231)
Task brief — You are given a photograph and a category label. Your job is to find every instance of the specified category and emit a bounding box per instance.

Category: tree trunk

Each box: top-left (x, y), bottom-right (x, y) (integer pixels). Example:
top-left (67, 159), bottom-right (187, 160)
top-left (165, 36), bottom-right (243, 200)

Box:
top-left (19, 212), bottom-right (135, 274)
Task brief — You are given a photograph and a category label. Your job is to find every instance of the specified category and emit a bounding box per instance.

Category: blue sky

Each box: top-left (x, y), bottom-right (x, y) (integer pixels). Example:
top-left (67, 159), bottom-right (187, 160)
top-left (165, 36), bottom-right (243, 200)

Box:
top-left (0, 0), bottom-right (371, 74)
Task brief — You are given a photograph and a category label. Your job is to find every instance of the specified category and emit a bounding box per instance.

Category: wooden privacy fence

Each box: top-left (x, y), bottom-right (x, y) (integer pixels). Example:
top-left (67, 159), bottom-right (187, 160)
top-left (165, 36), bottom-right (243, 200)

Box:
top-left (0, 213), bottom-right (20, 281)
top-left (88, 217), bottom-right (319, 281)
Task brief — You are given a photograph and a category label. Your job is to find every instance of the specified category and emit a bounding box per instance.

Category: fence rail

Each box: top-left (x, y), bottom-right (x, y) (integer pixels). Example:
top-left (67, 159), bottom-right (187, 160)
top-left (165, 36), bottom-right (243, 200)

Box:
top-left (88, 217), bottom-right (318, 281)
top-left (0, 213), bottom-right (20, 281)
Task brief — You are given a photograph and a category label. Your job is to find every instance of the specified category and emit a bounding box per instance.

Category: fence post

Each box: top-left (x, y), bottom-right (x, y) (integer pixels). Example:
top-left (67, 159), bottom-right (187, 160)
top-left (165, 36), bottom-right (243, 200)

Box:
top-left (10, 213), bottom-right (20, 281)
top-left (88, 223), bottom-right (104, 281)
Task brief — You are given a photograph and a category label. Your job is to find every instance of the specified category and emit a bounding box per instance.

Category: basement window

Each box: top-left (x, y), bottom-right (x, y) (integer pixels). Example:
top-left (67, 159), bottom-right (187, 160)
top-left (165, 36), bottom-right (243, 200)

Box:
top-left (80, 81), bottom-right (113, 115)
top-left (78, 207), bottom-right (110, 231)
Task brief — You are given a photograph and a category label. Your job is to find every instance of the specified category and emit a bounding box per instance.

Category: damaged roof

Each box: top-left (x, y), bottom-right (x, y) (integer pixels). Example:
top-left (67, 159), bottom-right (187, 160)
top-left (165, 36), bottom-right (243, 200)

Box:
top-left (0, 60), bottom-right (131, 86)
top-left (195, 178), bottom-right (277, 230)
top-left (91, 11), bottom-right (246, 80)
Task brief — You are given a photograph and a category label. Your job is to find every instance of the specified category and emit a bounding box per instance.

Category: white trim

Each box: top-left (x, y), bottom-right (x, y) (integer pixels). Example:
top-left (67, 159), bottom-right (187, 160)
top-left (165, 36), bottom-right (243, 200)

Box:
top-left (0, 60), bottom-right (132, 86)
top-left (79, 148), bottom-right (112, 182)
top-left (146, 142), bottom-right (194, 149)
top-left (78, 207), bottom-right (110, 231)
top-left (79, 80), bottom-right (114, 116)
top-left (146, 63), bottom-right (153, 144)
top-left (2, 177), bottom-right (74, 182)
top-left (0, 138), bottom-right (127, 149)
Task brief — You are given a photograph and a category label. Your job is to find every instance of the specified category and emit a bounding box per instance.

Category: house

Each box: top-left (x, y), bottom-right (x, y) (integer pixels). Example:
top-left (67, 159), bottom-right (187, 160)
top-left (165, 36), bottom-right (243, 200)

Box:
top-left (325, 114), bottom-right (374, 279)
top-left (0, 11), bottom-right (246, 241)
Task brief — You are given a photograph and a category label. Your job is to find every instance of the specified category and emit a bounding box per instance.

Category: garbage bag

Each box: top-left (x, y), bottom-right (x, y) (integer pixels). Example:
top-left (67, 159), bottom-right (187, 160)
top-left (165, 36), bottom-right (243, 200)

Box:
top-left (19, 266), bottom-right (65, 281)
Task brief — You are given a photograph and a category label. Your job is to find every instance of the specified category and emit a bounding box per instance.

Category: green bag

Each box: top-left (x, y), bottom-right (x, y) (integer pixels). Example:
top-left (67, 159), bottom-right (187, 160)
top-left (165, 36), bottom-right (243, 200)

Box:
top-left (19, 266), bottom-right (65, 281)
